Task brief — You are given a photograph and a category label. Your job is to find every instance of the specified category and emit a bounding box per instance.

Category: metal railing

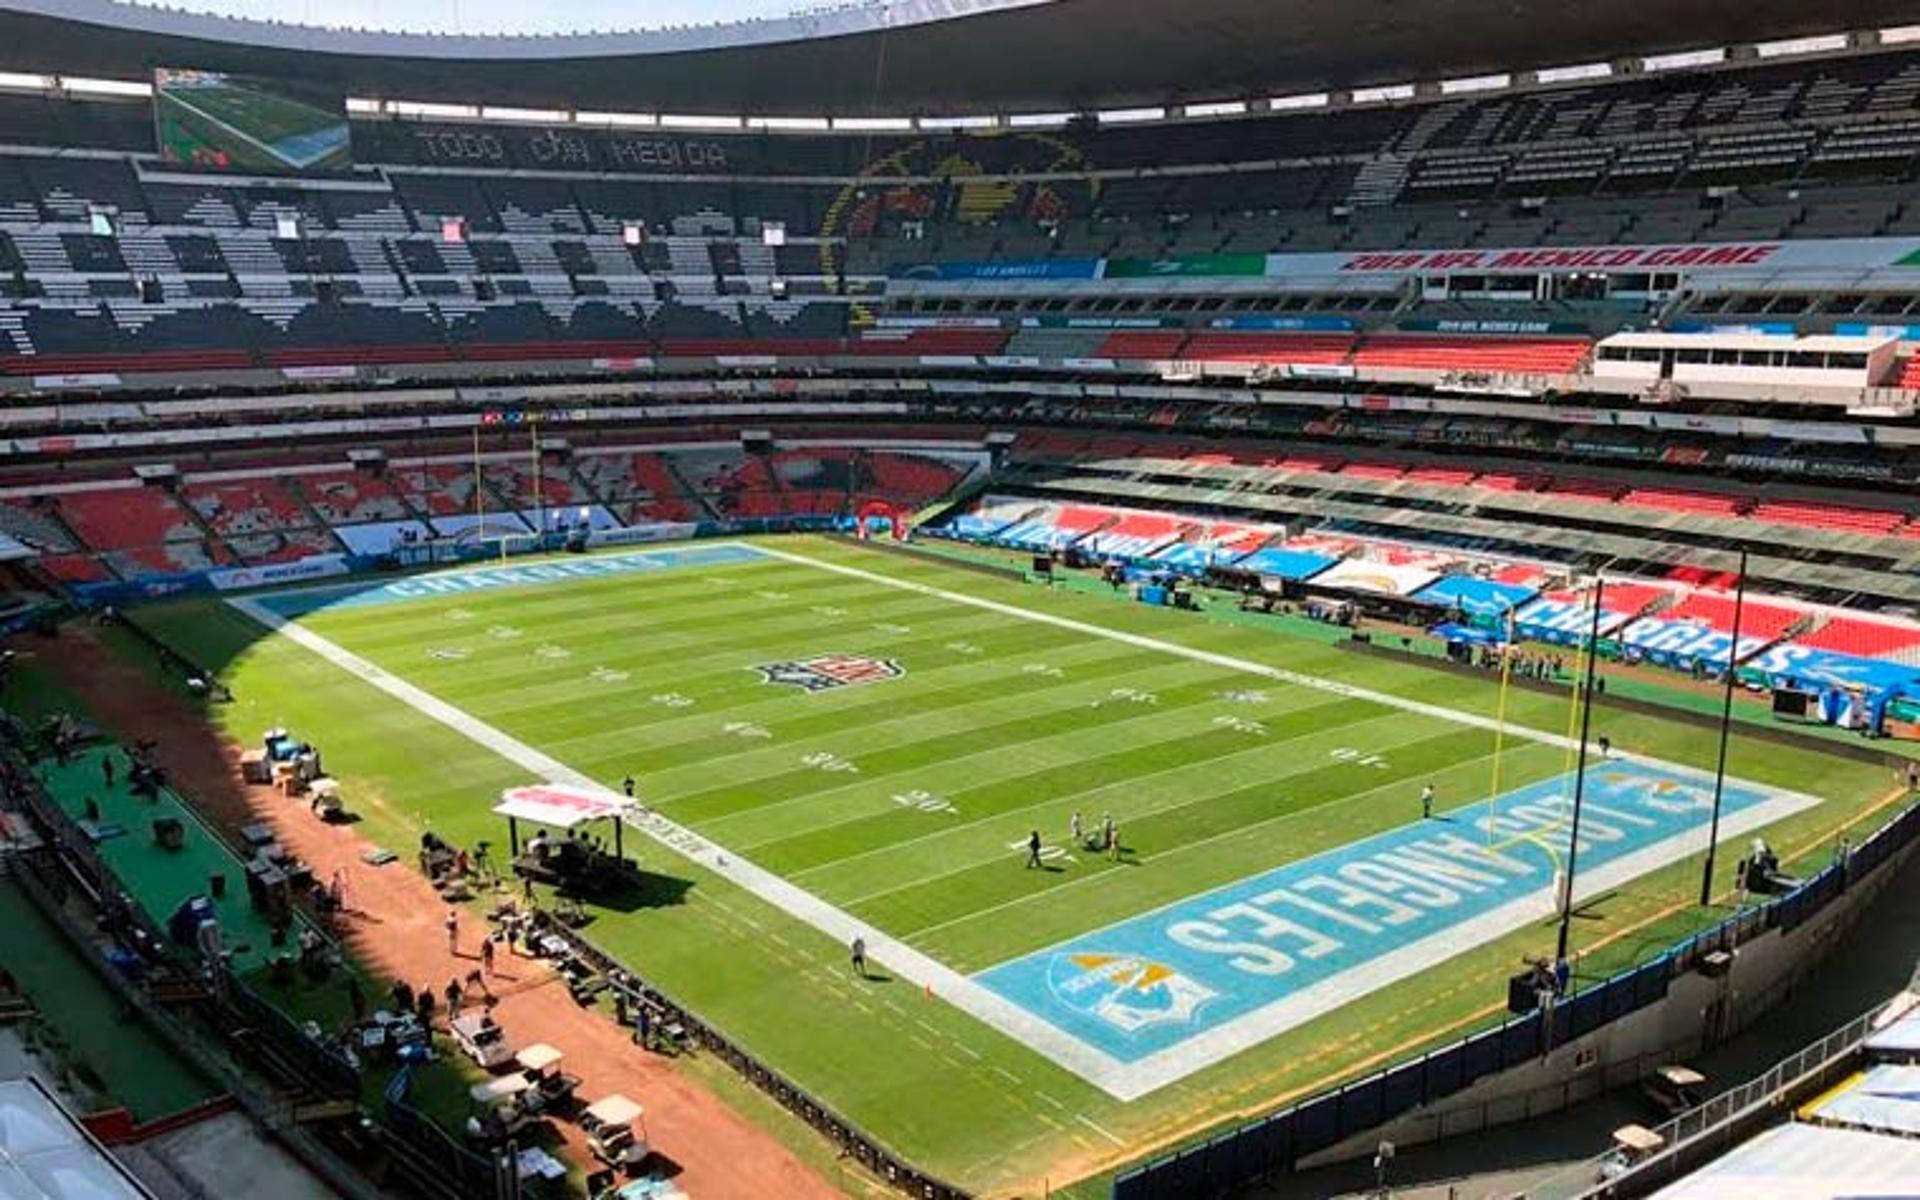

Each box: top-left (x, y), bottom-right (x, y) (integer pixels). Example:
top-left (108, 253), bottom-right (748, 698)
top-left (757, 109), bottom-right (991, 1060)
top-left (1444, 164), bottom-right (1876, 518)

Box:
top-left (1521, 999), bottom-right (1904, 1200)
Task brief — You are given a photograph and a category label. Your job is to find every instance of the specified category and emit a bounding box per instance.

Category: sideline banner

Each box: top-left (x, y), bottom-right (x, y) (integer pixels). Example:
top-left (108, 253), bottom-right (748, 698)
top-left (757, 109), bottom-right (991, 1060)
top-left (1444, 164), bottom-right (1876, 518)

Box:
top-left (207, 555), bottom-right (350, 592)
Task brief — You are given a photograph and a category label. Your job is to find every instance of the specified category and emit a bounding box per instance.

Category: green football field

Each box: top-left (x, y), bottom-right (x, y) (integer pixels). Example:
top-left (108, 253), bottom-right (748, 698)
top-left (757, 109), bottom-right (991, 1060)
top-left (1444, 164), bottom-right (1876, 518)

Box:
top-left (130, 536), bottom-right (1908, 1197)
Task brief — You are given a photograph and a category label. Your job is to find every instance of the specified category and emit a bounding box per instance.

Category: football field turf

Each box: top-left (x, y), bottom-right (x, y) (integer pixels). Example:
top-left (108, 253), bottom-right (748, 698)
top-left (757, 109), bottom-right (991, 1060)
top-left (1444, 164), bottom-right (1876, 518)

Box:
top-left (139, 536), bottom-right (1903, 1194)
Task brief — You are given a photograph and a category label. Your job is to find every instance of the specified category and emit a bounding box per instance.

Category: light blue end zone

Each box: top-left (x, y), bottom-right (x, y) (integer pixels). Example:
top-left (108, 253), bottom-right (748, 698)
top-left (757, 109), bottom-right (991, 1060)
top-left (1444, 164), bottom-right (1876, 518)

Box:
top-left (976, 761), bottom-right (1801, 1064)
top-left (248, 543), bottom-right (771, 619)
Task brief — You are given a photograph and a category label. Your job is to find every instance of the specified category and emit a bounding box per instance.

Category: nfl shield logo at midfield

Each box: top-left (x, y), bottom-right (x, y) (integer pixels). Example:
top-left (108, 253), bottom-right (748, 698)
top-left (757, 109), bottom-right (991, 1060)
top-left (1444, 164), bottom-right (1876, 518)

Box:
top-left (1047, 952), bottom-right (1217, 1035)
top-left (756, 653), bottom-right (905, 693)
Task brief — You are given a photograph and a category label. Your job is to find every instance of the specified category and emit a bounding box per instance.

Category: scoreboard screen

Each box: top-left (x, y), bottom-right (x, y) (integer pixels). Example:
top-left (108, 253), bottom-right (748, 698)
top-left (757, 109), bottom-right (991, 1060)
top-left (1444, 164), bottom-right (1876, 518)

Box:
top-left (154, 67), bottom-right (351, 174)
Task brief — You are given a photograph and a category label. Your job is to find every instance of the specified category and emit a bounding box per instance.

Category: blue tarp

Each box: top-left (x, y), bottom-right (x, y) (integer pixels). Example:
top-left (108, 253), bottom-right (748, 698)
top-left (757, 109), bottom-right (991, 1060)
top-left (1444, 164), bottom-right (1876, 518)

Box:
top-left (1234, 548), bottom-right (1337, 581)
top-left (1431, 622), bottom-right (1507, 646)
top-left (1155, 542), bottom-right (1257, 572)
top-left (1744, 643), bottom-right (1920, 698)
top-left (1415, 576), bottom-right (1538, 616)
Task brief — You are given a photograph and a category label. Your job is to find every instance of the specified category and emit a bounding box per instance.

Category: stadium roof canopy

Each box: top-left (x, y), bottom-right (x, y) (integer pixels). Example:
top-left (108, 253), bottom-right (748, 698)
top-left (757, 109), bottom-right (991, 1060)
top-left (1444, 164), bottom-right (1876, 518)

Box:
top-left (3, 0), bottom-right (1919, 117)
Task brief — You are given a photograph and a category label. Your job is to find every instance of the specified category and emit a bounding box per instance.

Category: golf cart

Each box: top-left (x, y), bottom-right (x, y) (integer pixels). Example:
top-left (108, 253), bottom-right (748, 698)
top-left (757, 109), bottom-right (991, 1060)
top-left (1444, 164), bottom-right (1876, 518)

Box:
top-left (466, 1073), bottom-right (538, 1144)
top-left (580, 1094), bottom-right (649, 1170)
top-left (515, 1043), bottom-right (582, 1114)
top-left (1642, 1065), bottom-right (1706, 1117)
top-left (451, 1012), bottom-right (516, 1070)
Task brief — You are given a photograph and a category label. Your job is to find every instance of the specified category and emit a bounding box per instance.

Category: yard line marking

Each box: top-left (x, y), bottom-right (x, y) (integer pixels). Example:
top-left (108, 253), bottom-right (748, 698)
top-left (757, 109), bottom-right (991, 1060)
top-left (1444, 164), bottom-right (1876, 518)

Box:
top-left (1076, 1114), bottom-right (1127, 1146)
top-left (990, 1066), bottom-right (1023, 1086)
top-left (836, 711), bottom-right (1460, 911)
top-left (229, 589), bottom-right (1144, 1100)
top-left (753, 544), bottom-right (1823, 806)
top-left (898, 742), bottom-right (1522, 949)
top-left (915, 1020), bottom-right (945, 1040)
top-left (1034, 1091), bottom-right (1068, 1112)
top-left (786, 698), bottom-right (1362, 884)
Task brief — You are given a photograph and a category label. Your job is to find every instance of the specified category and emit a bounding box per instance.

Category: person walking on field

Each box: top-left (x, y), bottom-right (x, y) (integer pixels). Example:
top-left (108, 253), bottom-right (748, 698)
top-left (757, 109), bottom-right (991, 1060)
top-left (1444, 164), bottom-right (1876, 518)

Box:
top-left (1026, 830), bottom-right (1043, 869)
top-left (1107, 820), bottom-right (1122, 862)
top-left (1101, 812), bottom-right (1116, 856)
top-left (1070, 810), bottom-right (1084, 849)
top-left (850, 935), bottom-right (867, 979)
top-left (480, 934), bottom-right (496, 976)
top-left (444, 910), bottom-right (459, 955)
top-left (1421, 783), bottom-right (1435, 820)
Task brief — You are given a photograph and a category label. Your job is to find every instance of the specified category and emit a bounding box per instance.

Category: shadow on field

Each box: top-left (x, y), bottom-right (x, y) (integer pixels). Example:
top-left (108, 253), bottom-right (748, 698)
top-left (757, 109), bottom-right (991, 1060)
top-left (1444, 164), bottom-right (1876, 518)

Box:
top-left (578, 869), bottom-right (697, 915)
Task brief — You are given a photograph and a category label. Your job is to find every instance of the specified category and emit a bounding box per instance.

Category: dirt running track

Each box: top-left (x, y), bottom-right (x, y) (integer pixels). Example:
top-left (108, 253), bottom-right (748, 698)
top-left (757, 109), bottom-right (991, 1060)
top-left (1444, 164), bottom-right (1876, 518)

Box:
top-left (29, 626), bottom-right (847, 1200)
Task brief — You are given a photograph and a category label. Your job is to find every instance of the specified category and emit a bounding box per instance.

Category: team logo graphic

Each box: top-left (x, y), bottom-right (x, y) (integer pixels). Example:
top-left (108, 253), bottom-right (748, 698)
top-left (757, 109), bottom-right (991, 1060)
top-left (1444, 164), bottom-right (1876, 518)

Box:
top-left (756, 653), bottom-right (904, 693)
top-left (1047, 952), bottom-right (1216, 1035)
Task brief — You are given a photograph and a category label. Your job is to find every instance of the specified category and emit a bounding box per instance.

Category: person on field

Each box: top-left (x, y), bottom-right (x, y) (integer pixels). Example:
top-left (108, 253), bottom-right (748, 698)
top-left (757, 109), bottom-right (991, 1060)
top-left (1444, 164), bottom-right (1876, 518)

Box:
top-left (1026, 830), bottom-right (1043, 869)
top-left (1101, 812), bottom-right (1116, 855)
top-left (1421, 783), bottom-right (1435, 820)
top-left (1070, 810), bottom-right (1084, 848)
top-left (850, 935), bottom-right (867, 979)
top-left (1107, 820), bottom-right (1122, 862)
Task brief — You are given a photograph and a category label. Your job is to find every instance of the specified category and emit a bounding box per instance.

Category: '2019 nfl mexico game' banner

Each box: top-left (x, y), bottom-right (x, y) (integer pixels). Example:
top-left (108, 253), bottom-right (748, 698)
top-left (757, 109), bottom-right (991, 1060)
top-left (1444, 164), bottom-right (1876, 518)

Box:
top-left (910, 238), bottom-right (1920, 287)
top-left (975, 761), bottom-right (1814, 1091)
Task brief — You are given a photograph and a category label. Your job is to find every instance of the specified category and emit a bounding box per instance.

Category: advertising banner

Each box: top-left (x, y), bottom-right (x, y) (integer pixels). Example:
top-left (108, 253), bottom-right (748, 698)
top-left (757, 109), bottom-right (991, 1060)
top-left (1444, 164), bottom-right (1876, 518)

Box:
top-left (207, 555), bottom-right (350, 592)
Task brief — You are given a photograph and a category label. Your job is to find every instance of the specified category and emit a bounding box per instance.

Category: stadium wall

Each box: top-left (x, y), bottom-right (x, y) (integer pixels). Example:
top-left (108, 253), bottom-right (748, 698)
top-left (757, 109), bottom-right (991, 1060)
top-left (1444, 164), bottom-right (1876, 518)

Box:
top-left (1296, 813), bottom-right (1920, 1170)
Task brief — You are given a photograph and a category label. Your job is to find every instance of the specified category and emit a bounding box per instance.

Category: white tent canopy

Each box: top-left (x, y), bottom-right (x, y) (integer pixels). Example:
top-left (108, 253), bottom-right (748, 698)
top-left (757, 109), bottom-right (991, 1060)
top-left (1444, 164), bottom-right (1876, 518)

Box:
top-left (493, 784), bottom-right (635, 829)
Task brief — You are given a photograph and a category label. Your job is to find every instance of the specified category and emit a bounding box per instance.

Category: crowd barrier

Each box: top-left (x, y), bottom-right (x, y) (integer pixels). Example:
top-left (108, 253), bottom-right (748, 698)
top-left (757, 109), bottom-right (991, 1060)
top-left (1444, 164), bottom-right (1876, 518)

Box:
top-left (532, 909), bottom-right (974, 1200)
top-left (1111, 797), bottom-right (1920, 1200)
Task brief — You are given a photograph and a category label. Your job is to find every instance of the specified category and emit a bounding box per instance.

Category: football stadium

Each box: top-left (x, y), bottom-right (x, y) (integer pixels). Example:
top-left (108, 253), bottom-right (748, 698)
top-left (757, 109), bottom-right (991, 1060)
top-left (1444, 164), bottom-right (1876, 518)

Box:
top-left (9, 2), bottom-right (1920, 1199)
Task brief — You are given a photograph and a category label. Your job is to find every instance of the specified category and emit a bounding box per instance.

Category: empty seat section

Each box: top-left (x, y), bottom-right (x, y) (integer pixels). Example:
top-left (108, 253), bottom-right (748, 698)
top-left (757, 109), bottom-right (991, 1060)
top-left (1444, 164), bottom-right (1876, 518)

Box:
top-left (1349, 335), bottom-right (1591, 373)
top-left (1664, 592), bottom-right (1804, 640)
top-left (55, 487), bottom-right (203, 550)
top-left (1180, 333), bottom-right (1356, 365)
top-left (299, 471), bottom-right (412, 524)
top-left (1621, 487), bottom-right (1748, 517)
top-left (1748, 500), bottom-right (1908, 535)
top-left (1096, 330), bottom-right (1191, 358)
top-left (181, 479), bottom-right (315, 534)
top-left (1798, 617), bottom-right (1920, 660)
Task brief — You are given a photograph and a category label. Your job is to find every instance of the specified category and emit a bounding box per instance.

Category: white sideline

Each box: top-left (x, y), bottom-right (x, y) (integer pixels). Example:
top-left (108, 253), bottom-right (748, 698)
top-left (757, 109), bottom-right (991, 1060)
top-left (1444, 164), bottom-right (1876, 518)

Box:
top-left (231, 542), bottom-right (1829, 1102)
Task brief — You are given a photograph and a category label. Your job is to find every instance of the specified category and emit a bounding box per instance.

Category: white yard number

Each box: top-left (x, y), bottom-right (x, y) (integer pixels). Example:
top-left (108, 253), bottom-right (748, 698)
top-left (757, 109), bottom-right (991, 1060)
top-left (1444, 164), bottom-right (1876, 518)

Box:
top-left (535, 644), bottom-right (572, 661)
top-left (1006, 837), bottom-right (1075, 865)
top-left (802, 752), bottom-right (858, 774)
top-left (486, 625), bottom-right (522, 640)
top-left (1330, 747), bottom-right (1390, 769)
top-left (723, 721), bottom-right (771, 740)
top-left (946, 641), bottom-right (982, 656)
top-left (651, 692), bottom-right (694, 709)
top-left (1218, 690), bottom-right (1269, 705)
top-left (1212, 715), bottom-right (1268, 735)
top-left (873, 622), bottom-right (912, 635)
top-left (1023, 663), bottom-right (1064, 678)
top-left (590, 666), bottom-right (630, 684)
top-left (891, 790), bottom-right (957, 815)
top-left (1109, 688), bottom-right (1158, 705)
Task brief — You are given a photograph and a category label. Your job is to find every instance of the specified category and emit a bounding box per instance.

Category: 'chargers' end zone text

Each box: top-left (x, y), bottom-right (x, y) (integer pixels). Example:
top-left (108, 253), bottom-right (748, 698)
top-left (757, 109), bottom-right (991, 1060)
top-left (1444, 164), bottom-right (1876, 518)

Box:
top-left (977, 761), bottom-right (1816, 1075)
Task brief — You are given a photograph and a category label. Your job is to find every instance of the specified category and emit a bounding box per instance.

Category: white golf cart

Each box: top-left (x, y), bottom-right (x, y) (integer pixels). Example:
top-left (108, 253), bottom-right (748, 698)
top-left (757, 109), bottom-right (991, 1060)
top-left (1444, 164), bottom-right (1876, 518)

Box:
top-left (580, 1093), bottom-right (650, 1170)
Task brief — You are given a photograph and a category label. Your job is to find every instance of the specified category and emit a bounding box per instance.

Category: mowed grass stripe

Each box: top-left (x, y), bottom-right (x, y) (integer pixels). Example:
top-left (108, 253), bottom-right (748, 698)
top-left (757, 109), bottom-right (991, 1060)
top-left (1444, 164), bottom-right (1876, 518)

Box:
top-left (845, 720), bottom-right (1492, 938)
top-left (797, 698), bottom-right (1411, 904)
top-left (508, 623), bottom-right (1150, 763)
top-left (921, 738), bottom-right (1570, 970)
top-left (656, 663), bottom-right (1266, 826)
top-left (712, 676), bottom-right (1345, 853)
top-left (475, 610), bottom-right (1102, 736)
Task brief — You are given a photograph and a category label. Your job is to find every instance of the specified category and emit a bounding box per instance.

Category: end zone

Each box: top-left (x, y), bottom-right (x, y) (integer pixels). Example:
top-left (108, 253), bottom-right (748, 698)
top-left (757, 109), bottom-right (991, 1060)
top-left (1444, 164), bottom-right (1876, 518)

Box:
top-left (976, 760), bottom-right (1816, 1095)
